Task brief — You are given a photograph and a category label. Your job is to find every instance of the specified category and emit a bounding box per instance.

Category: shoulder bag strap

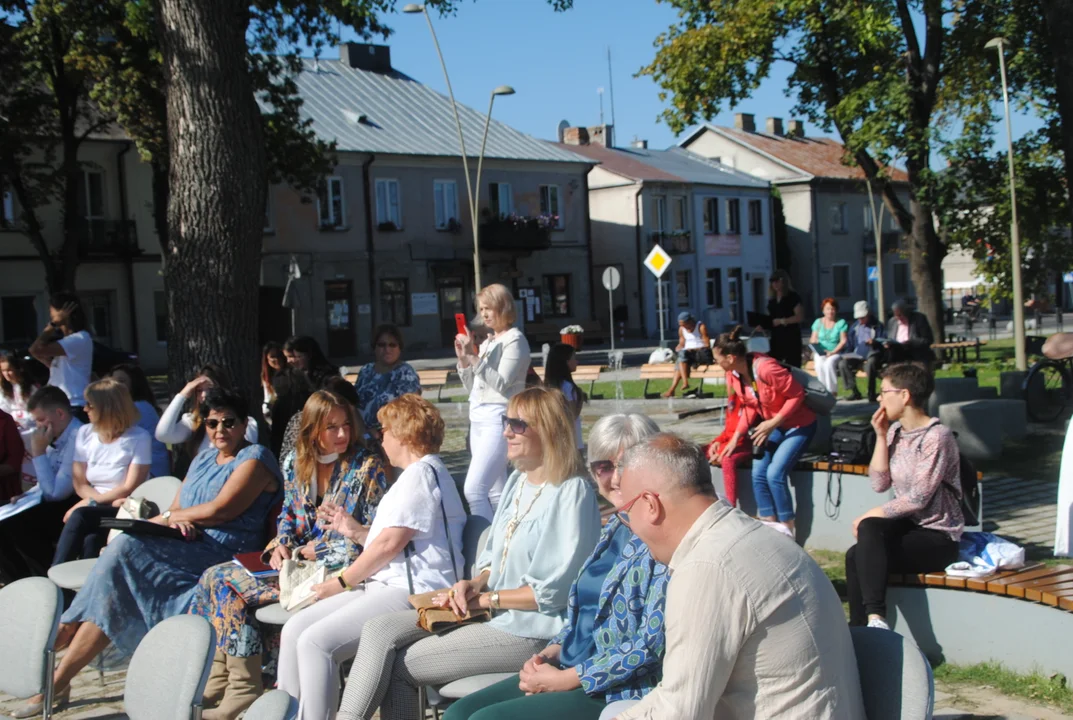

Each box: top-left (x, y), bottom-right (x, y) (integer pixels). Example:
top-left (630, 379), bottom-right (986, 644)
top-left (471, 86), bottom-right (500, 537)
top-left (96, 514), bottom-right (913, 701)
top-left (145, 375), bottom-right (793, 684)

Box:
top-left (404, 460), bottom-right (460, 592)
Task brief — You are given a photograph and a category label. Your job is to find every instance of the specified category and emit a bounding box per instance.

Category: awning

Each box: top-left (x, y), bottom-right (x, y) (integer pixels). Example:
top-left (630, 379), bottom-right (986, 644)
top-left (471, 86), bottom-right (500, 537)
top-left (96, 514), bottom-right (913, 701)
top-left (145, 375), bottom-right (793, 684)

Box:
top-left (944, 278), bottom-right (987, 290)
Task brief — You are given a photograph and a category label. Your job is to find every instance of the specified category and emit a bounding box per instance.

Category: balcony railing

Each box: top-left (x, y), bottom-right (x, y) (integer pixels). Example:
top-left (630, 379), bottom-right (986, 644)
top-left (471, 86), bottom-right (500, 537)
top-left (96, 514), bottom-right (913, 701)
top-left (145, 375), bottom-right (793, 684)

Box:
top-left (651, 230), bottom-right (693, 254)
top-left (77, 219), bottom-right (139, 256)
top-left (863, 230), bottom-right (904, 254)
top-left (479, 215), bottom-right (553, 252)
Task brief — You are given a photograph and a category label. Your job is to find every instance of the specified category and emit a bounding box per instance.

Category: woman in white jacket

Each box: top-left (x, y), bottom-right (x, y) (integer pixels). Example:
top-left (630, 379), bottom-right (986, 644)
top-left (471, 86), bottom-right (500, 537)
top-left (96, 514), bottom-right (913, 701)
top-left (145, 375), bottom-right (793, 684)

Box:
top-left (156, 364), bottom-right (258, 460)
top-left (454, 284), bottom-right (531, 521)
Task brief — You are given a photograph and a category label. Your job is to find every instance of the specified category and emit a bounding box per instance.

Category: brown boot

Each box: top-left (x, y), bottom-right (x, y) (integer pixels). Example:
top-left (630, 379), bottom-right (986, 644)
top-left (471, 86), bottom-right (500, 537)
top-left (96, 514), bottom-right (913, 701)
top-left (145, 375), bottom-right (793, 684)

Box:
top-left (202, 653), bottom-right (264, 720)
top-left (202, 650), bottom-right (229, 709)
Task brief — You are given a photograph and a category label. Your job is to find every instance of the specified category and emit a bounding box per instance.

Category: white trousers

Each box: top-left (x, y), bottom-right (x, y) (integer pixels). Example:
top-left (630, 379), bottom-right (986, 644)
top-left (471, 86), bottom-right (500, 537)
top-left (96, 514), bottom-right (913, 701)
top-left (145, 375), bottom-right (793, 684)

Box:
top-left (276, 581), bottom-right (412, 720)
top-left (464, 417), bottom-right (509, 522)
top-left (1056, 419), bottom-right (1073, 556)
top-left (814, 353), bottom-right (842, 395)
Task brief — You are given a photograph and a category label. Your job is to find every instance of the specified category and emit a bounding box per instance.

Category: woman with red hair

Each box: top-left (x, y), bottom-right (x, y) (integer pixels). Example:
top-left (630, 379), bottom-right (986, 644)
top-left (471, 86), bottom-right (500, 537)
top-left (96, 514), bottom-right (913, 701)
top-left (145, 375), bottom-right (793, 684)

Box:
top-left (809, 298), bottom-right (848, 395)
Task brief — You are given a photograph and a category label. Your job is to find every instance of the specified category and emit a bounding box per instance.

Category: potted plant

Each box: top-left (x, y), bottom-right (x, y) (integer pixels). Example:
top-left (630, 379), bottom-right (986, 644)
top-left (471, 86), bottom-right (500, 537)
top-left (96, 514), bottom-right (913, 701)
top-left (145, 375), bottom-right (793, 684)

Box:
top-left (560, 324), bottom-right (584, 349)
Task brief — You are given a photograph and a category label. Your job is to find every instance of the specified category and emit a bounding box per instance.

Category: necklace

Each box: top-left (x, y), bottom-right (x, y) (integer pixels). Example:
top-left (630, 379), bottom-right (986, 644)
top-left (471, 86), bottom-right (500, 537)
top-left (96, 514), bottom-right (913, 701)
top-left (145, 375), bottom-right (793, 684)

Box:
top-left (499, 477), bottom-right (547, 576)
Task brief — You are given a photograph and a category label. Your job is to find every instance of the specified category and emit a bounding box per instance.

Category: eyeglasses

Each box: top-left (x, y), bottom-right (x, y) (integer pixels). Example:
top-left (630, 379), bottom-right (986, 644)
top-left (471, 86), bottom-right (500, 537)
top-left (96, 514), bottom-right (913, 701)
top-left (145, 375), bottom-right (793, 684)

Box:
top-left (589, 459), bottom-right (618, 480)
top-left (376, 342), bottom-right (400, 349)
top-left (880, 388), bottom-right (906, 395)
top-left (501, 415), bottom-right (529, 435)
top-left (204, 417), bottom-right (239, 431)
top-left (613, 490), bottom-right (660, 527)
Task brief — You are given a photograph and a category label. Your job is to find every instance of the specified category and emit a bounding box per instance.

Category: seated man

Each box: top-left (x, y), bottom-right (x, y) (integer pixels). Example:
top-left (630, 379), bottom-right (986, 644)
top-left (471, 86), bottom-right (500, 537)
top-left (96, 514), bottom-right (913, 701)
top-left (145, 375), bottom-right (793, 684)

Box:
top-left (663, 311), bottom-right (711, 398)
top-left (0, 386), bottom-right (83, 580)
top-left (610, 434), bottom-right (864, 719)
top-left (837, 301), bottom-right (886, 401)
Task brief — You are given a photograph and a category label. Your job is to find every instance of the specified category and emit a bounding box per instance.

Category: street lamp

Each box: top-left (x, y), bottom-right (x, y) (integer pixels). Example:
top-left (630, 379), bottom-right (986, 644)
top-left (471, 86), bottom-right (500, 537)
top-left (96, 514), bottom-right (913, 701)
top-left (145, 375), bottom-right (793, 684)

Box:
top-left (403, 4), bottom-right (514, 293)
top-left (985, 36), bottom-right (1026, 371)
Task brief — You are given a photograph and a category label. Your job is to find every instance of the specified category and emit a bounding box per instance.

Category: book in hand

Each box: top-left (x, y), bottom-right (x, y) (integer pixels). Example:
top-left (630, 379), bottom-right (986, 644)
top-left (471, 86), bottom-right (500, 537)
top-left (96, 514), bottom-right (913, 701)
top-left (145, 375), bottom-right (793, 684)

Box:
top-left (808, 343), bottom-right (827, 357)
top-left (233, 551), bottom-right (279, 579)
top-left (408, 589), bottom-right (491, 634)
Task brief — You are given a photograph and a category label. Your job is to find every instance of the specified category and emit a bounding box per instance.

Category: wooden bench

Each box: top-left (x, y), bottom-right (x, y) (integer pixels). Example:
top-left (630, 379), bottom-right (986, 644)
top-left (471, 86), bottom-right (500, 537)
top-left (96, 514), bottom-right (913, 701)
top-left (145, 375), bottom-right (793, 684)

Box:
top-left (341, 367), bottom-right (453, 401)
top-left (931, 338), bottom-right (987, 363)
top-left (639, 363), bottom-right (726, 399)
top-left (531, 365), bottom-right (604, 398)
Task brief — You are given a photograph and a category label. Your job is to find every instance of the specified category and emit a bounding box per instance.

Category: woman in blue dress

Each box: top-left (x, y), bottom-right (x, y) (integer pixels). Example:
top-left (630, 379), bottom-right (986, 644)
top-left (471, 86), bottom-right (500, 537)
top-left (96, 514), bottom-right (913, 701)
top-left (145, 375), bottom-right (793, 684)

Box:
top-left (354, 324), bottom-right (421, 430)
top-left (13, 387), bottom-right (282, 718)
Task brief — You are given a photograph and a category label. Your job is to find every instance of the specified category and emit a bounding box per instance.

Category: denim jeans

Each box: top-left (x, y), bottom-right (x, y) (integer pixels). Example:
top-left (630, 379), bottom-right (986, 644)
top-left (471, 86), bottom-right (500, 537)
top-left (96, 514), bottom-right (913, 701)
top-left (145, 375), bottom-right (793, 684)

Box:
top-left (751, 421), bottom-right (817, 522)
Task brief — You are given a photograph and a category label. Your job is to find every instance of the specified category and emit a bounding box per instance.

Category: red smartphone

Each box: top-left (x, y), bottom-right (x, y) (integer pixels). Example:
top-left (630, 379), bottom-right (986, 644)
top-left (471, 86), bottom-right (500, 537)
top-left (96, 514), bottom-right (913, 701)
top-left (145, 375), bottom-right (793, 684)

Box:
top-left (454, 313), bottom-right (468, 336)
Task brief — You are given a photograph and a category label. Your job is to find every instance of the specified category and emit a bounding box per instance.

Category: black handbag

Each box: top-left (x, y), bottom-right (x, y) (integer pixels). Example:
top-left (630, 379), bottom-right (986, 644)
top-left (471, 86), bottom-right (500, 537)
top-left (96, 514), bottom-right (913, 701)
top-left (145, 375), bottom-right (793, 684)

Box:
top-left (830, 421), bottom-right (876, 464)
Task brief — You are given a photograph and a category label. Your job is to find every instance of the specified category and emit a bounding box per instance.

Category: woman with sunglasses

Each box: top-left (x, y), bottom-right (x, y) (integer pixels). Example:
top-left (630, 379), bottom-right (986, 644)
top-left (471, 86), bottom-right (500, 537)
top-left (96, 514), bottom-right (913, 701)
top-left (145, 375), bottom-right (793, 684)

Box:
top-left (15, 388), bottom-right (282, 719)
top-left (354, 324), bottom-right (421, 432)
top-left (336, 386), bottom-right (601, 720)
top-left (50, 378), bottom-right (153, 566)
top-left (442, 413), bottom-right (668, 720)
top-left (189, 389), bottom-right (389, 719)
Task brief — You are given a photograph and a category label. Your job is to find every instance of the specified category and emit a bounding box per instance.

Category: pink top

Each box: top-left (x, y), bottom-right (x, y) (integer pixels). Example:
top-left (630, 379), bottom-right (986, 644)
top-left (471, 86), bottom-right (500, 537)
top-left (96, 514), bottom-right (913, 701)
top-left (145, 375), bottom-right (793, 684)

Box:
top-left (895, 318), bottom-right (910, 343)
top-left (871, 419), bottom-right (964, 540)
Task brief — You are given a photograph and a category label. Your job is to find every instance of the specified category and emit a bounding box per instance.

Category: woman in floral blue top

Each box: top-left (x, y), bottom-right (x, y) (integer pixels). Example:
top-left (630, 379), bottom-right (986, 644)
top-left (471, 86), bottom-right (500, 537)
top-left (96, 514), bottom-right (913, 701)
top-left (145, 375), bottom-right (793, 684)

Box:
top-left (443, 414), bottom-right (669, 720)
top-left (189, 389), bottom-right (389, 719)
top-left (355, 324), bottom-right (421, 429)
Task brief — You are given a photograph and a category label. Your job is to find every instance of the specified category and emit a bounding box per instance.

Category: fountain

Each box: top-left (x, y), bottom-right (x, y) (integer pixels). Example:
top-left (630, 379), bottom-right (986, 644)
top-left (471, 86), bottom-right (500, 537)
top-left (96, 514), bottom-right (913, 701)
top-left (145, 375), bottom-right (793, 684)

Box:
top-left (607, 350), bottom-right (625, 411)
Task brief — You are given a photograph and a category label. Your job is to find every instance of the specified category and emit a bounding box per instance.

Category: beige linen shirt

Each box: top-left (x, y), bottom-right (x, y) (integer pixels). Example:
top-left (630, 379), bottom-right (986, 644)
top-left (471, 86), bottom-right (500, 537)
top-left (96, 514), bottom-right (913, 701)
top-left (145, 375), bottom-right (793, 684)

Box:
top-left (617, 502), bottom-right (865, 720)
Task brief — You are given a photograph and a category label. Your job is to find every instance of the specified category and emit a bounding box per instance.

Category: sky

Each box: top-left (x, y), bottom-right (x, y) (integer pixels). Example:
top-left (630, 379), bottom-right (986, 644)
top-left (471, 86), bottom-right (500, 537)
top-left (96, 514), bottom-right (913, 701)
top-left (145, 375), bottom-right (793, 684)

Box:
top-left (334, 0), bottom-right (1044, 159)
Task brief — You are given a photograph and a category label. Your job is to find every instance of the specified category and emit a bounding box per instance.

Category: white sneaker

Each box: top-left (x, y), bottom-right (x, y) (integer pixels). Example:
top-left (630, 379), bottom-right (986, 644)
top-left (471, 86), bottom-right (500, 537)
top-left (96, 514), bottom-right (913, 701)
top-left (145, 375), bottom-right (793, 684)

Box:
top-left (867, 616), bottom-right (891, 631)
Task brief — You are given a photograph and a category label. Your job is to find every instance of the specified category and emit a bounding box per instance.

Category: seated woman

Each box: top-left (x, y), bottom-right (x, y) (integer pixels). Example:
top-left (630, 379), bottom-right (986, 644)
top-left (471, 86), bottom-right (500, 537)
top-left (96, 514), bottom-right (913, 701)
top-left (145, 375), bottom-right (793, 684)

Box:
top-left (336, 386), bottom-right (602, 720)
top-left (109, 363), bottom-right (171, 478)
top-left (809, 297), bottom-right (848, 395)
top-left (52, 378), bottom-right (153, 565)
top-left (156, 363), bottom-right (258, 463)
top-left (271, 368), bottom-right (315, 461)
top-left (277, 393), bottom-right (467, 720)
top-left (443, 413), bottom-right (668, 720)
top-left (846, 363), bottom-right (964, 630)
top-left (0, 351), bottom-right (39, 428)
top-left (284, 335), bottom-right (339, 388)
top-left (189, 389), bottom-right (389, 719)
top-left (14, 388), bottom-right (282, 718)
top-left (261, 341), bottom-right (287, 423)
top-left (354, 324), bottom-right (421, 431)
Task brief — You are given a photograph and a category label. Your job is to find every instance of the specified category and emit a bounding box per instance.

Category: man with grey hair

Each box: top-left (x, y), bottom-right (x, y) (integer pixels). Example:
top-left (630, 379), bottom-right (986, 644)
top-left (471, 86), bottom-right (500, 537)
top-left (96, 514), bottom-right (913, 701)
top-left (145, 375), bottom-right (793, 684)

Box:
top-left (884, 298), bottom-right (935, 367)
top-left (608, 433), bottom-right (864, 720)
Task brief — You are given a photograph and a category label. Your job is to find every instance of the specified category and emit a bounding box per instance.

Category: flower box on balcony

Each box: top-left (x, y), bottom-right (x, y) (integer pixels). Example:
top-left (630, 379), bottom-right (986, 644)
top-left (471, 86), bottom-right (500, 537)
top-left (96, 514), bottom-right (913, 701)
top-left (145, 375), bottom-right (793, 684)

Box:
top-left (479, 213), bottom-right (554, 252)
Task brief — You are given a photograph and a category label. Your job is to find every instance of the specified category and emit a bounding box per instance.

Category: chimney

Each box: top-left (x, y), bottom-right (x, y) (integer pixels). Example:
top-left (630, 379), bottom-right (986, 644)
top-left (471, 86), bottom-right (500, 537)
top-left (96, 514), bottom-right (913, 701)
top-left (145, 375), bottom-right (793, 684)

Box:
top-left (339, 43), bottom-right (392, 73)
top-left (587, 124), bottom-right (613, 148)
top-left (787, 119), bottom-right (805, 138)
top-left (632, 138), bottom-right (648, 149)
top-left (562, 126), bottom-right (590, 146)
top-left (734, 113), bottom-right (756, 133)
top-left (766, 117), bottom-right (784, 136)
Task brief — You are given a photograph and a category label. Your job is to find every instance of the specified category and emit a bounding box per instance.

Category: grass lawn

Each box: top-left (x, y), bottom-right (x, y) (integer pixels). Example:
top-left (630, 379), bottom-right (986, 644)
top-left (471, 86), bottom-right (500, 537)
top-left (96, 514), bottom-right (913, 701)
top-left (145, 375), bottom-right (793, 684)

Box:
top-left (934, 662), bottom-right (1073, 714)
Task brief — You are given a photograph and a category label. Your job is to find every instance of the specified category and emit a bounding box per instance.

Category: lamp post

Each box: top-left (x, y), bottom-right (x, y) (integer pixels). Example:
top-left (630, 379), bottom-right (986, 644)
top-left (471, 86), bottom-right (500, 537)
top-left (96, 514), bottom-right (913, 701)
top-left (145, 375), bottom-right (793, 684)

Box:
top-left (403, 3), bottom-right (514, 293)
top-left (985, 36), bottom-right (1026, 371)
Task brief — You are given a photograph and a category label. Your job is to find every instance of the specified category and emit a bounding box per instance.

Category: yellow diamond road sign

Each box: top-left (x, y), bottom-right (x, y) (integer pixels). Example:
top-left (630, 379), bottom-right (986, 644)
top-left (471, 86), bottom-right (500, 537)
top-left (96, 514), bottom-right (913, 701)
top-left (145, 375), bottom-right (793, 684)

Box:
top-left (644, 244), bottom-right (672, 278)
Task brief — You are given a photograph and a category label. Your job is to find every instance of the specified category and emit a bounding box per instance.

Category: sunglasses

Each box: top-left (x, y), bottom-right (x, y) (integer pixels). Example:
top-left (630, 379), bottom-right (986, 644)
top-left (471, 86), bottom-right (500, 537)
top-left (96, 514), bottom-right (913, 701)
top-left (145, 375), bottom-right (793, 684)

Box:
top-left (589, 459), bottom-right (618, 480)
top-left (613, 490), bottom-right (660, 527)
top-left (204, 417), bottom-right (239, 431)
top-left (501, 415), bottom-right (529, 435)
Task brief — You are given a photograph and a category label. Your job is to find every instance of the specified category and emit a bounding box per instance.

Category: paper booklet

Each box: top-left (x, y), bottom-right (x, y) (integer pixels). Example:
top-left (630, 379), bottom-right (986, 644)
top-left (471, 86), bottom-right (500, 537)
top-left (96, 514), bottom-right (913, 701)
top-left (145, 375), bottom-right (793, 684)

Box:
top-left (0, 486), bottom-right (42, 523)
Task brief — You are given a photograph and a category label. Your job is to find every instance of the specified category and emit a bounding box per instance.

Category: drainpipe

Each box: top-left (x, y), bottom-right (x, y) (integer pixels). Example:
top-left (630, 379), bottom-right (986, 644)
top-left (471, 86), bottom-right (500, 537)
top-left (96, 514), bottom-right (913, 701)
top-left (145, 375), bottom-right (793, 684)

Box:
top-left (117, 142), bottom-right (139, 355)
top-left (634, 185), bottom-right (645, 338)
top-left (583, 170), bottom-right (596, 322)
top-left (361, 154), bottom-right (377, 359)
top-left (809, 181), bottom-right (821, 317)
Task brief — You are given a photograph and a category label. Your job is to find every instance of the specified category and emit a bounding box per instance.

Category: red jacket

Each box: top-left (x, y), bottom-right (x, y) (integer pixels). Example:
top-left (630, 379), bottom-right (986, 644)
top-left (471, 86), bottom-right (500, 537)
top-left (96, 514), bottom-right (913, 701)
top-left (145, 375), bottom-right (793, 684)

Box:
top-left (726, 353), bottom-right (816, 430)
top-left (0, 409), bottom-right (25, 504)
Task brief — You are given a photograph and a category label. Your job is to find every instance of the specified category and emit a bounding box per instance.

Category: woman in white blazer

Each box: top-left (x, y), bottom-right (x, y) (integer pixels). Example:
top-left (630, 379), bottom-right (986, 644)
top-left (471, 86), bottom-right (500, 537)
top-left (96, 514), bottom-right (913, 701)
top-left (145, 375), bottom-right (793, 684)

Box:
top-left (454, 284), bottom-right (531, 521)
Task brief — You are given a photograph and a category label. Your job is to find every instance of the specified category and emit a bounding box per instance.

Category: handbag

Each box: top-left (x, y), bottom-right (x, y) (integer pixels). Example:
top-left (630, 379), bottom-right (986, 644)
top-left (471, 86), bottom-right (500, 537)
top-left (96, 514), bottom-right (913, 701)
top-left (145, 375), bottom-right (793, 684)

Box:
top-left (830, 421), bottom-right (876, 464)
top-left (408, 590), bottom-right (490, 633)
top-left (279, 559), bottom-right (341, 612)
top-left (106, 496), bottom-right (161, 543)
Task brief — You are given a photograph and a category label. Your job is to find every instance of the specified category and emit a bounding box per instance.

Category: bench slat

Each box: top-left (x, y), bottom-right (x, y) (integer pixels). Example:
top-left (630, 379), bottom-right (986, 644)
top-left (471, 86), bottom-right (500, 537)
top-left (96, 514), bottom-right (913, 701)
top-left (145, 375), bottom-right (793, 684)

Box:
top-left (966, 563), bottom-right (1043, 592)
top-left (1007, 570), bottom-right (1073, 599)
top-left (1061, 596), bottom-right (1073, 612)
top-left (924, 573), bottom-right (949, 587)
top-left (986, 566), bottom-right (1071, 595)
top-left (1026, 581), bottom-right (1073, 605)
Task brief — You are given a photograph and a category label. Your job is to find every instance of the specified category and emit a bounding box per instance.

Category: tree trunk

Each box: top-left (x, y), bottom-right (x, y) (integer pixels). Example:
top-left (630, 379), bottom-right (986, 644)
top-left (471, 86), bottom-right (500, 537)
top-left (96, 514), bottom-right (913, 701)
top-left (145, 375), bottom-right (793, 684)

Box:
top-left (155, 0), bottom-right (266, 405)
top-left (908, 194), bottom-right (947, 341)
top-left (1042, 0), bottom-right (1073, 230)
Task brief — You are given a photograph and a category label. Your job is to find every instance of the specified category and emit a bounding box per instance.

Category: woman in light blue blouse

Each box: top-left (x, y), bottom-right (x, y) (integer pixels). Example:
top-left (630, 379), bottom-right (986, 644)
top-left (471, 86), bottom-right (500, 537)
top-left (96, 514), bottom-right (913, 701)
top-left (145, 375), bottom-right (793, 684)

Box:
top-left (336, 386), bottom-right (601, 720)
top-left (354, 324), bottom-right (421, 430)
top-left (810, 297), bottom-right (849, 395)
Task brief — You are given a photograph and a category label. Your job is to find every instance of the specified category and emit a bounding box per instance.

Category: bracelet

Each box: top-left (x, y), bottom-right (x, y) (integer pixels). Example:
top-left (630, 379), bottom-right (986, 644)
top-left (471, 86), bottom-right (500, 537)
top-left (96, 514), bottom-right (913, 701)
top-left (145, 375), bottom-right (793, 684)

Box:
top-left (338, 574), bottom-right (352, 591)
top-left (488, 590), bottom-right (501, 610)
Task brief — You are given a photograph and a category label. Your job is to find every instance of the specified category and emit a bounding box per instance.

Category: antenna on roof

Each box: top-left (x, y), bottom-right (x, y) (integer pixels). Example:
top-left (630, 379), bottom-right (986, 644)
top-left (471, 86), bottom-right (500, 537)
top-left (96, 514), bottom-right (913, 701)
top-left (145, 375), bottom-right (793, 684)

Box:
top-left (607, 47), bottom-right (617, 129)
top-left (598, 87), bottom-right (604, 126)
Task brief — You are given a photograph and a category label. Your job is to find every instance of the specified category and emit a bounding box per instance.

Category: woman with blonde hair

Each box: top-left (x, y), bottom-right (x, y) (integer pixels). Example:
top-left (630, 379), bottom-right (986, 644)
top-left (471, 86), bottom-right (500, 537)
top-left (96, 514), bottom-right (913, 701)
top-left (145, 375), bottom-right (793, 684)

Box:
top-left (50, 378), bottom-right (152, 565)
top-left (189, 389), bottom-right (389, 719)
top-left (454, 283), bottom-right (531, 521)
top-left (277, 393), bottom-right (467, 720)
top-left (337, 386), bottom-right (602, 720)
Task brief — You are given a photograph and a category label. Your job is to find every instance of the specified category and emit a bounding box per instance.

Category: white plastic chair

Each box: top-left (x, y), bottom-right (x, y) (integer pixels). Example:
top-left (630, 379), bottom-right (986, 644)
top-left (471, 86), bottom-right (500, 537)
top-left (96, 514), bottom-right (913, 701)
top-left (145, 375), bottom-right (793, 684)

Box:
top-left (850, 626), bottom-right (934, 720)
top-left (243, 689), bottom-right (298, 720)
top-left (123, 614), bottom-right (216, 720)
top-left (0, 578), bottom-right (64, 720)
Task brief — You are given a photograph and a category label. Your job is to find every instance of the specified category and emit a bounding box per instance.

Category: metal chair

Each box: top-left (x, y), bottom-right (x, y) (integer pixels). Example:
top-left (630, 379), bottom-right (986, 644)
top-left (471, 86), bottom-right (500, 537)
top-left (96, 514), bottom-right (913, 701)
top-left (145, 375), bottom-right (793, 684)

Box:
top-left (0, 578), bottom-right (64, 720)
top-left (123, 614), bottom-right (216, 720)
top-left (850, 626), bottom-right (934, 720)
top-left (243, 689), bottom-right (298, 720)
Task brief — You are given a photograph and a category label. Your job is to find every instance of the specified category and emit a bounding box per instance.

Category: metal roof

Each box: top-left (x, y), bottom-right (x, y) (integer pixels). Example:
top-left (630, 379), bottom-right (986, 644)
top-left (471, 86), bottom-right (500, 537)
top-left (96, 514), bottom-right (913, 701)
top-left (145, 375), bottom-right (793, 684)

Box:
top-left (555, 142), bottom-right (769, 188)
top-left (287, 58), bottom-right (591, 164)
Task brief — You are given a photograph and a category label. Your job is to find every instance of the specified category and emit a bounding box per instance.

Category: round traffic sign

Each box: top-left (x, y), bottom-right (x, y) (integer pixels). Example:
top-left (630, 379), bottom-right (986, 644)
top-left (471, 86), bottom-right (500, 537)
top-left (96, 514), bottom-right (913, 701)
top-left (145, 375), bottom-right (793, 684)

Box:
top-left (602, 266), bottom-right (621, 291)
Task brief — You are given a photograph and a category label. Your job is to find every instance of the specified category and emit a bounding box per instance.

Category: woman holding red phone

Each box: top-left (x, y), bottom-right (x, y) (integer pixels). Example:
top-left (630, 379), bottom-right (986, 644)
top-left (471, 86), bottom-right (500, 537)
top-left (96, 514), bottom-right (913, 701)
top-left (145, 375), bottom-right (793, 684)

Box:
top-left (454, 284), bottom-right (531, 521)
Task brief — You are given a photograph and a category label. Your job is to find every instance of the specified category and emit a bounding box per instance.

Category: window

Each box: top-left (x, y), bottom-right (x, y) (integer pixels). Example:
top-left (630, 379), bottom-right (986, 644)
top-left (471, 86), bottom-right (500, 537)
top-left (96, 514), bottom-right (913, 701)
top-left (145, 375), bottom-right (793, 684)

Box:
top-left (727, 199), bottom-right (741, 234)
top-left (703, 198), bottom-right (719, 234)
top-left (748, 199), bottom-right (763, 234)
top-left (434, 180), bottom-right (459, 230)
top-left (1, 179), bottom-right (14, 228)
top-left (318, 176), bottom-right (345, 228)
top-left (893, 262), bottom-right (910, 296)
top-left (832, 264), bottom-right (851, 297)
top-left (78, 169), bottom-right (105, 220)
top-left (652, 196), bottom-right (666, 231)
top-left (542, 274), bottom-right (571, 317)
top-left (375, 178), bottom-right (401, 229)
top-left (705, 268), bottom-right (723, 309)
top-left (830, 202), bottom-right (847, 233)
top-left (489, 182), bottom-right (514, 217)
top-left (671, 197), bottom-right (686, 231)
top-left (380, 278), bottom-right (410, 326)
top-left (863, 205), bottom-right (874, 232)
top-left (1, 296), bottom-right (37, 343)
top-left (539, 185), bottom-right (562, 229)
top-left (153, 291), bottom-right (167, 343)
top-left (81, 291), bottom-right (113, 346)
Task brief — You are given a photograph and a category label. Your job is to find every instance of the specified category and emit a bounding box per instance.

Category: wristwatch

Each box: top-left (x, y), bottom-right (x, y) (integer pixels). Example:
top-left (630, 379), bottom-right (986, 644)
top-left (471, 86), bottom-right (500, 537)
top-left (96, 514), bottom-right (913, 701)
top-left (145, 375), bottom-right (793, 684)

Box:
top-left (161, 510), bottom-right (172, 524)
top-left (488, 591), bottom-right (501, 611)
top-left (87, 499), bottom-right (98, 508)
